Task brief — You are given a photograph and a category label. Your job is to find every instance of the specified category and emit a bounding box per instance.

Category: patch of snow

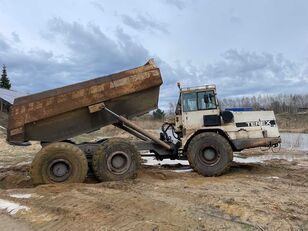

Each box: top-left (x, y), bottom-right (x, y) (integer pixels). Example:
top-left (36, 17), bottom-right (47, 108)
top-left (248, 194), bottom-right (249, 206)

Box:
top-left (266, 176), bottom-right (279, 179)
top-left (171, 169), bottom-right (193, 173)
top-left (234, 153), bottom-right (308, 164)
top-left (0, 199), bottom-right (29, 215)
top-left (142, 157), bottom-right (192, 173)
top-left (10, 194), bottom-right (32, 199)
top-left (16, 161), bottom-right (31, 166)
top-left (142, 157), bottom-right (189, 166)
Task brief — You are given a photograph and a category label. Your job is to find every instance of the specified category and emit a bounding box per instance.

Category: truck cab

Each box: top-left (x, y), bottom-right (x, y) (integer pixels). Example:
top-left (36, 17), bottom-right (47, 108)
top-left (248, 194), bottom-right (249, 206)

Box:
top-left (175, 84), bottom-right (220, 131)
top-left (167, 84), bottom-right (281, 176)
top-left (174, 84), bottom-right (281, 153)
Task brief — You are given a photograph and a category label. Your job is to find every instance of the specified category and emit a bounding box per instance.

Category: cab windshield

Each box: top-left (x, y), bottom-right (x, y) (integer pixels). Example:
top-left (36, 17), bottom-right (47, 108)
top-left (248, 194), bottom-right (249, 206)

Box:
top-left (182, 91), bottom-right (216, 112)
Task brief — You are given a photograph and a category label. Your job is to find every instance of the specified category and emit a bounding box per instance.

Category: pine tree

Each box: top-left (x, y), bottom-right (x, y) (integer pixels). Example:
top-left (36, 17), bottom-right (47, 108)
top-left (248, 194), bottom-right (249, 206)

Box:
top-left (0, 65), bottom-right (11, 89)
top-left (153, 108), bottom-right (165, 120)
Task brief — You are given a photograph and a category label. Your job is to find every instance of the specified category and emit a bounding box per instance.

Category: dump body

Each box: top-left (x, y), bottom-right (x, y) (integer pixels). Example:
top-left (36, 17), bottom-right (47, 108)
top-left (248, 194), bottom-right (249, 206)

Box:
top-left (7, 60), bottom-right (162, 142)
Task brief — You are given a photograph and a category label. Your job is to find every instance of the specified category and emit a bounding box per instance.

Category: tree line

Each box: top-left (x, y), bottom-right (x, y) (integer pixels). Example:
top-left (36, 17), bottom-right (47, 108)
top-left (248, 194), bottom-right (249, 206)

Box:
top-left (162, 94), bottom-right (308, 117)
top-left (220, 94), bottom-right (308, 114)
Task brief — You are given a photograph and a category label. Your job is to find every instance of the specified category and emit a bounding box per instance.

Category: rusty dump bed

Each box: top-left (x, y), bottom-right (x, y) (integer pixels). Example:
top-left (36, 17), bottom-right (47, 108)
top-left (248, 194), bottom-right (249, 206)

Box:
top-left (7, 59), bottom-right (162, 142)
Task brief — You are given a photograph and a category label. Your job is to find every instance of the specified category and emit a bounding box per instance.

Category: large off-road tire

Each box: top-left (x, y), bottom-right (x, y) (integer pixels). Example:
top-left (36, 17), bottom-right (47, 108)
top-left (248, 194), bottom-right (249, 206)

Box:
top-left (187, 132), bottom-right (233, 176)
top-left (30, 142), bottom-right (88, 185)
top-left (92, 138), bottom-right (141, 182)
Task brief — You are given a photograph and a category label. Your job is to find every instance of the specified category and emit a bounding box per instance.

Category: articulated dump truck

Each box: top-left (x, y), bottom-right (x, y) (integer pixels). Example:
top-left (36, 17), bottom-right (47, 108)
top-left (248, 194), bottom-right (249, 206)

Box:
top-left (7, 59), bottom-right (281, 184)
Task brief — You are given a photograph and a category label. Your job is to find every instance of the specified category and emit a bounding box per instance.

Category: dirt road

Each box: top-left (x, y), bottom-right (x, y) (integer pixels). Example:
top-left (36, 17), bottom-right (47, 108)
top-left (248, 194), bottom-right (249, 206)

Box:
top-left (0, 128), bottom-right (308, 230)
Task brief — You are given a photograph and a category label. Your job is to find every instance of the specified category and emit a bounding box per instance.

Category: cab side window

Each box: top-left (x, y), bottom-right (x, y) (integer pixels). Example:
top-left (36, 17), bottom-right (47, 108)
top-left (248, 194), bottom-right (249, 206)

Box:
top-left (182, 93), bottom-right (197, 112)
top-left (182, 91), bottom-right (217, 112)
top-left (198, 91), bottom-right (217, 110)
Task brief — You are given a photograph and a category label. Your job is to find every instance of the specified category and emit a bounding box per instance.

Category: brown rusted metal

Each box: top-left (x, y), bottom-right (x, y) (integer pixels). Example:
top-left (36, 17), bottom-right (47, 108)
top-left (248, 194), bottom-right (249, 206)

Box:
top-left (7, 59), bottom-right (163, 142)
top-left (88, 102), bottom-right (105, 114)
top-left (232, 137), bottom-right (281, 150)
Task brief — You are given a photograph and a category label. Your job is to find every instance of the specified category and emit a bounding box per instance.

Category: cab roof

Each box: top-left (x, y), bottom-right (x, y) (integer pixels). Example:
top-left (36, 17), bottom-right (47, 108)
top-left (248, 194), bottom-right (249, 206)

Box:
top-left (180, 84), bottom-right (216, 93)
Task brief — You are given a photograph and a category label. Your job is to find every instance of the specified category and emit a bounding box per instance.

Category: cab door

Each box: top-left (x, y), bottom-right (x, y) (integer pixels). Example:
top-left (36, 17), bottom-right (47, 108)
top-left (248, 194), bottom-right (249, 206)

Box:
top-left (181, 91), bottom-right (220, 129)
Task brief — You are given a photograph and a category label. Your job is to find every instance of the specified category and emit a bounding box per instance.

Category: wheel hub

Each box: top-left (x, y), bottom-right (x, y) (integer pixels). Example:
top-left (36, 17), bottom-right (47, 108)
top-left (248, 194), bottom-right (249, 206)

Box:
top-left (48, 159), bottom-right (72, 182)
top-left (107, 151), bottom-right (130, 175)
top-left (199, 147), bottom-right (220, 165)
top-left (203, 149), bottom-right (216, 161)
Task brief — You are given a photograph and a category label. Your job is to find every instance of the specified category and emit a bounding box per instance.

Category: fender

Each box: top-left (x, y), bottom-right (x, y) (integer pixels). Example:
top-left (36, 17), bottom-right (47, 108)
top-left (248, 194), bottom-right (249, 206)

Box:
top-left (182, 127), bottom-right (234, 152)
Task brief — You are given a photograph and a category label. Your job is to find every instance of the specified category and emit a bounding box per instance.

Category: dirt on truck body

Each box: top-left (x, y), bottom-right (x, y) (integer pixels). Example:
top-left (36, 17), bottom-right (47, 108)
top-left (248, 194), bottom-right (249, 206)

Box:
top-left (7, 59), bottom-right (162, 142)
top-left (6, 59), bottom-right (169, 185)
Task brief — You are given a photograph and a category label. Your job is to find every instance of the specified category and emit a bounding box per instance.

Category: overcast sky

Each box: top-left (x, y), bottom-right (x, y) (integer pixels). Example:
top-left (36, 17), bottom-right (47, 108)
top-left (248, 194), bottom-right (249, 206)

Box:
top-left (0, 0), bottom-right (307, 108)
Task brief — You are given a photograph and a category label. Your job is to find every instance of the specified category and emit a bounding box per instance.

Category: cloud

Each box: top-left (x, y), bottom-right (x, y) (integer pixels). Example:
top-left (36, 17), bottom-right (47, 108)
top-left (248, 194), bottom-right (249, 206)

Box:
top-left (0, 18), bottom-right (150, 93)
top-left (163, 0), bottom-right (186, 10)
top-left (229, 15), bottom-right (241, 24)
top-left (0, 35), bottom-right (71, 93)
top-left (0, 34), bottom-right (10, 51)
top-left (199, 50), bottom-right (307, 97)
top-left (121, 14), bottom-right (168, 33)
top-left (148, 49), bottom-right (308, 109)
top-left (156, 49), bottom-right (308, 108)
top-left (0, 19), bottom-right (307, 110)
top-left (90, 1), bottom-right (104, 13)
top-left (11, 32), bottom-right (21, 43)
top-left (47, 18), bottom-right (150, 72)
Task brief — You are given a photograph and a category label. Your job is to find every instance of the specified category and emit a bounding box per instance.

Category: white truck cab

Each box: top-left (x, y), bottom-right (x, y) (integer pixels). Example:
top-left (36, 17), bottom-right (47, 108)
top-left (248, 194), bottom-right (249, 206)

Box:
top-left (174, 84), bottom-right (281, 152)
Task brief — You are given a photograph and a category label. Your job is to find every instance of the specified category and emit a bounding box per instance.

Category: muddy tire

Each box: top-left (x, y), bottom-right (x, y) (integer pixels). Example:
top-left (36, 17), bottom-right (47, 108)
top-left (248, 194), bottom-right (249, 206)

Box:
top-left (30, 142), bottom-right (88, 185)
top-left (187, 132), bottom-right (233, 176)
top-left (92, 138), bottom-right (141, 182)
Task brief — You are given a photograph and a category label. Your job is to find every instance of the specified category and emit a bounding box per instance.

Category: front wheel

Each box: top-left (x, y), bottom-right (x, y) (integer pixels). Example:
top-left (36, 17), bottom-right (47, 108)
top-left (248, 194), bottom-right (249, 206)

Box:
top-left (187, 132), bottom-right (233, 176)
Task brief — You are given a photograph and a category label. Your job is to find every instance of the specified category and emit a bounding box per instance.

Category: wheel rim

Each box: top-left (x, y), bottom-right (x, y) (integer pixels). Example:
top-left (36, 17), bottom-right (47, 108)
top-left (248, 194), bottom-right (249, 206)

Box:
top-left (198, 147), bottom-right (221, 166)
top-left (47, 159), bottom-right (72, 182)
top-left (107, 151), bottom-right (130, 175)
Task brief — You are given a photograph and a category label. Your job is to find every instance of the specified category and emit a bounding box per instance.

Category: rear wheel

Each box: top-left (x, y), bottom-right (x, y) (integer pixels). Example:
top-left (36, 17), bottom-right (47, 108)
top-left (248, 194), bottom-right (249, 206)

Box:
top-left (30, 142), bottom-right (88, 185)
top-left (187, 132), bottom-right (233, 176)
top-left (92, 138), bottom-right (140, 181)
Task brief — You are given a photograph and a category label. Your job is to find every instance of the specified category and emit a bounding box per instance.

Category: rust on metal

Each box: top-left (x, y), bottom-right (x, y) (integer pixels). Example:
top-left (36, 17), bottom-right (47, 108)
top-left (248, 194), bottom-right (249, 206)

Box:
top-left (88, 102), bottom-right (105, 113)
top-left (9, 127), bottom-right (23, 136)
top-left (232, 137), bottom-right (281, 150)
top-left (7, 59), bottom-right (163, 142)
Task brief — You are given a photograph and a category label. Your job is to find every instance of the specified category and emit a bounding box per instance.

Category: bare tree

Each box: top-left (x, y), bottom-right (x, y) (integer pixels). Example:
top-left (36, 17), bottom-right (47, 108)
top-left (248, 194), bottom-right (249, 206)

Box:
top-left (220, 94), bottom-right (308, 113)
top-left (168, 102), bottom-right (176, 115)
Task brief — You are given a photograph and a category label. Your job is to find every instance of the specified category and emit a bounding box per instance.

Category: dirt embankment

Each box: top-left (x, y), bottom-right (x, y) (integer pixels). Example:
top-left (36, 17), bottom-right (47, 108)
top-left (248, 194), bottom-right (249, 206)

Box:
top-left (276, 112), bottom-right (308, 133)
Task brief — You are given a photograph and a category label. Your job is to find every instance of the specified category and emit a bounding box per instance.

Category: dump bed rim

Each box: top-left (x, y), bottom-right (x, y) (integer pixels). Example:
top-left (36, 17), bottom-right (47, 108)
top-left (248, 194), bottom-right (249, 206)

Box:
top-left (7, 59), bottom-right (162, 137)
top-left (13, 59), bottom-right (157, 106)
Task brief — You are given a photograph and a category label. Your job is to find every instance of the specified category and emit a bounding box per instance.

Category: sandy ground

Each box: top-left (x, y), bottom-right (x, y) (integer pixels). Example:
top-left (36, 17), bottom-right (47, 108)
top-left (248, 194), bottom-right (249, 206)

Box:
top-left (0, 130), bottom-right (308, 230)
